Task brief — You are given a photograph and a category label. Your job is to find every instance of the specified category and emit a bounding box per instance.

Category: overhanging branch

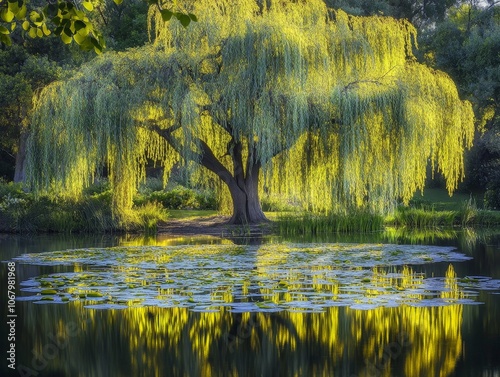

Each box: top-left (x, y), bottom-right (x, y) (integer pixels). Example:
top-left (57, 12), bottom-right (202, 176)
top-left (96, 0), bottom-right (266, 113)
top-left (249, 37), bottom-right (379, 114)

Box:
top-left (145, 121), bottom-right (235, 185)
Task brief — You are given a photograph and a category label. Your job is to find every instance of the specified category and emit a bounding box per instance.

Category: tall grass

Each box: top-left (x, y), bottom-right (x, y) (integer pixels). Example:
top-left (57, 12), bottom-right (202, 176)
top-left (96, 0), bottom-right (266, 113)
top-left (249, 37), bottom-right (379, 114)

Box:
top-left (390, 207), bottom-right (456, 228)
top-left (458, 197), bottom-right (478, 227)
top-left (472, 210), bottom-right (500, 227)
top-left (389, 199), bottom-right (500, 229)
top-left (277, 199), bottom-right (500, 236)
top-left (277, 211), bottom-right (384, 235)
top-left (133, 202), bottom-right (169, 234)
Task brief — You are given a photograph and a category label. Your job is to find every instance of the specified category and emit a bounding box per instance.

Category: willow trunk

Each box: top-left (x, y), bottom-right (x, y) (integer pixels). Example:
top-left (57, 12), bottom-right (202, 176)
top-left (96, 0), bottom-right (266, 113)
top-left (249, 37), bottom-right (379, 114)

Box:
top-left (226, 162), bottom-right (267, 225)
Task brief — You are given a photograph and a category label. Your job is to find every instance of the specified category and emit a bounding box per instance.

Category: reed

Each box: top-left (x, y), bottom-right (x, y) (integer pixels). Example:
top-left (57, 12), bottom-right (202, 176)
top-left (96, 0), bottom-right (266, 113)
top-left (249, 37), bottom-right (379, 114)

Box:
top-left (390, 200), bottom-right (500, 228)
top-left (277, 211), bottom-right (384, 235)
top-left (133, 202), bottom-right (169, 234)
top-left (391, 207), bottom-right (456, 228)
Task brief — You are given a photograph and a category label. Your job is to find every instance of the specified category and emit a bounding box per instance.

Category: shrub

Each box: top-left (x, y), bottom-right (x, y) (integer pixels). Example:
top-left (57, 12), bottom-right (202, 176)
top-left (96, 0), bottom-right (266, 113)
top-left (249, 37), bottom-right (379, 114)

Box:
top-left (0, 180), bottom-right (27, 199)
top-left (135, 186), bottom-right (217, 210)
top-left (82, 179), bottom-right (111, 196)
top-left (0, 179), bottom-right (169, 233)
top-left (0, 194), bottom-right (31, 232)
top-left (134, 202), bottom-right (169, 234)
top-left (138, 177), bottom-right (165, 195)
top-left (484, 186), bottom-right (500, 210)
top-left (261, 195), bottom-right (297, 212)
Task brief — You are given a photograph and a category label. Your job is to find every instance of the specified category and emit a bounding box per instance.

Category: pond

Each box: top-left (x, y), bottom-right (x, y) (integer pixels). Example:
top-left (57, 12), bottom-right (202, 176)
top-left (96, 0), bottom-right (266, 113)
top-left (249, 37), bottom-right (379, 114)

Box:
top-left (1, 230), bottom-right (500, 377)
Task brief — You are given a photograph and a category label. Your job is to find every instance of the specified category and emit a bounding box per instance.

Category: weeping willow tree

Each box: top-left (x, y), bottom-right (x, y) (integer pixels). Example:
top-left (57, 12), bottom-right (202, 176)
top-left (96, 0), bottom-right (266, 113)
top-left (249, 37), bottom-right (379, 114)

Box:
top-left (25, 0), bottom-right (474, 224)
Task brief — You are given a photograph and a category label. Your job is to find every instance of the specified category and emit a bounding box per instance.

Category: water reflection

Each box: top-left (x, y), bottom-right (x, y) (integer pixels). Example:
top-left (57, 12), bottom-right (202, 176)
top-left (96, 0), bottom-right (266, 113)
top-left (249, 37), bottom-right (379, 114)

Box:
top-left (2, 230), bottom-right (500, 377)
top-left (15, 243), bottom-right (494, 311)
top-left (14, 300), bottom-right (469, 377)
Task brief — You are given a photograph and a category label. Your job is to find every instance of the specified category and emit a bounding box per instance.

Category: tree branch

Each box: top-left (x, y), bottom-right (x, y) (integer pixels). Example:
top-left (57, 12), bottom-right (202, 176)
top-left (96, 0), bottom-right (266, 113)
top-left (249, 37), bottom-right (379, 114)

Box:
top-left (0, 147), bottom-right (15, 160)
top-left (146, 121), bottom-right (235, 186)
top-left (343, 66), bottom-right (397, 92)
top-left (196, 138), bottom-right (235, 185)
top-left (231, 141), bottom-right (246, 191)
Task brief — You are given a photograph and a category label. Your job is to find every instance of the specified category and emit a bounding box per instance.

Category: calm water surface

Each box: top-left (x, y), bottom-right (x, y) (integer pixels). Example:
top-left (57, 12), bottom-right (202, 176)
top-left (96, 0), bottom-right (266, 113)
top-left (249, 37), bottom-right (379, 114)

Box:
top-left (1, 231), bottom-right (499, 377)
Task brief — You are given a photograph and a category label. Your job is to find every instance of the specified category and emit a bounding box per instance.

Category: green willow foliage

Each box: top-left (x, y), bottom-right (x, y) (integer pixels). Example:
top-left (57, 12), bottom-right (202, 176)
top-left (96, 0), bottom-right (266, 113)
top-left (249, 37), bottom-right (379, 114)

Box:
top-left (26, 0), bottom-right (474, 215)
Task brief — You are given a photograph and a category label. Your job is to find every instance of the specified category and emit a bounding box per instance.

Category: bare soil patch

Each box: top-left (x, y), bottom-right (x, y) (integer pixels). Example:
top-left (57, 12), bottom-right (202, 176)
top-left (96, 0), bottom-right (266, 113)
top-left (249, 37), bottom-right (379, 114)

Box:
top-left (157, 215), bottom-right (274, 237)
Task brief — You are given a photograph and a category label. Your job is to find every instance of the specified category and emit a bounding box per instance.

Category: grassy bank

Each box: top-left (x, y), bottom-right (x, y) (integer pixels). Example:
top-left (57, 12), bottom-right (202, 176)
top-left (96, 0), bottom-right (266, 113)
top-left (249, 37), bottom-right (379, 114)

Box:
top-left (276, 212), bottom-right (385, 235)
top-left (275, 189), bottom-right (500, 235)
top-left (275, 208), bottom-right (500, 236)
top-left (0, 181), bottom-right (168, 233)
top-left (2, 180), bottom-right (499, 234)
top-left (0, 178), bottom-right (221, 233)
top-left (386, 206), bottom-right (500, 228)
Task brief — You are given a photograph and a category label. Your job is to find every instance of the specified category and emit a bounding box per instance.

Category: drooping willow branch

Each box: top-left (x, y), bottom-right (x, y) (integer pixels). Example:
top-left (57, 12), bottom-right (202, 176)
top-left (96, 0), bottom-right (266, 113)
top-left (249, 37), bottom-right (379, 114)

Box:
top-left (26, 0), bottom-right (475, 216)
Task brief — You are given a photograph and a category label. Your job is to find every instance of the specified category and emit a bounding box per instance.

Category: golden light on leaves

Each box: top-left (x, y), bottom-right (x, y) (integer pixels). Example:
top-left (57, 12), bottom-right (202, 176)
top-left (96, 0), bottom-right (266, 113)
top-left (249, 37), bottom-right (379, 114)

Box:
top-left (27, 0), bottom-right (474, 215)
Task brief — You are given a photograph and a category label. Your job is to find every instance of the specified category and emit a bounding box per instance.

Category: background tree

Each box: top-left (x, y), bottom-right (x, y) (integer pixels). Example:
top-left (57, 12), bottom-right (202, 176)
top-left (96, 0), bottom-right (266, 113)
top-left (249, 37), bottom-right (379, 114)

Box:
top-left (93, 0), bottom-right (149, 51)
top-left (25, 0), bottom-right (474, 224)
top-left (421, 2), bottom-right (500, 207)
top-left (325, 0), bottom-right (466, 28)
top-left (0, 0), bottom-right (151, 182)
top-left (0, 45), bottom-right (62, 181)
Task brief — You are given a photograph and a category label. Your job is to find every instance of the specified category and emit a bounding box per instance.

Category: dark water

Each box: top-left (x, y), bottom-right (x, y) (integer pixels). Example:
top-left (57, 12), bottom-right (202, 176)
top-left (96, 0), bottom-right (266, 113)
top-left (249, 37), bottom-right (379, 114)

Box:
top-left (1, 230), bottom-right (500, 377)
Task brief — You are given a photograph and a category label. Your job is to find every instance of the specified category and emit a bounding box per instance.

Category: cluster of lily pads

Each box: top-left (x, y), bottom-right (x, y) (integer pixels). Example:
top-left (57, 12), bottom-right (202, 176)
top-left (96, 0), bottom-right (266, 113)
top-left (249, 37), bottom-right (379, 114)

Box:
top-left (13, 243), bottom-right (500, 312)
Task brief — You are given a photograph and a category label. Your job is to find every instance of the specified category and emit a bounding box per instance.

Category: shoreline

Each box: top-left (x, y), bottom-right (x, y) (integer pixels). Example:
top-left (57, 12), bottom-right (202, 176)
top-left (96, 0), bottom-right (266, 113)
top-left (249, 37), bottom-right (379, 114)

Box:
top-left (157, 215), bottom-right (275, 237)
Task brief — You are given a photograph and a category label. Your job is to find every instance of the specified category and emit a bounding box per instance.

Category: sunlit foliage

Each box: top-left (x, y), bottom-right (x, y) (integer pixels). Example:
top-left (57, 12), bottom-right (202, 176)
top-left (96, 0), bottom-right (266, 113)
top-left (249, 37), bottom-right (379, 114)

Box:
top-left (26, 0), bottom-right (474, 220)
top-left (0, 0), bottom-right (194, 51)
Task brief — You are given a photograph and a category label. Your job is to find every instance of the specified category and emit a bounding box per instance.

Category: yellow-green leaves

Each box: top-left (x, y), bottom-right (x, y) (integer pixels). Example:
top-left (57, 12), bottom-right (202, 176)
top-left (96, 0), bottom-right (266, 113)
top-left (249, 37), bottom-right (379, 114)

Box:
top-left (1, 8), bottom-right (14, 23)
top-left (9, 0), bottom-right (27, 20)
top-left (27, 1), bottom-right (474, 216)
top-left (27, 26), bottom-right (35, 38)
top-left (60, 31), bottom-right (72, 44)
top-left (0, 26), bottom-right (11, 46)
top-left (0, 0), bottom-right (103, 51)
top-left (159, 8), bottom-right (197, 27)
top-left (81, 1), bottom-right (93, 12)
top-left (0, 0), bottom-right (29, 45)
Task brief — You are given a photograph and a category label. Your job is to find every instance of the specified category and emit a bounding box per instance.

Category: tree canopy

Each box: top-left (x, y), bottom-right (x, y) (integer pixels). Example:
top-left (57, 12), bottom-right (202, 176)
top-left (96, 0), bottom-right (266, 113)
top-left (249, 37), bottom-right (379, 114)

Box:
top-left (421, 3), bottom-right (500, 207)
top-left (326, 0), bottom-right (466, 28)
top-left (25, 0), bottom-right (475, 223)
top-left (0, 0), bottom-right (195, 51)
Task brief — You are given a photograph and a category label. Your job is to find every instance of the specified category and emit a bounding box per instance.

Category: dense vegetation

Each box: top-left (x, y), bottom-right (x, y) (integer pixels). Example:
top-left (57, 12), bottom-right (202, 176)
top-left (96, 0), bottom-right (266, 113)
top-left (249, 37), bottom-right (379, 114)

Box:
top-left (22, 1), bottom-right (474, 222)
top-left (1, 0), bottom-right (499, 232)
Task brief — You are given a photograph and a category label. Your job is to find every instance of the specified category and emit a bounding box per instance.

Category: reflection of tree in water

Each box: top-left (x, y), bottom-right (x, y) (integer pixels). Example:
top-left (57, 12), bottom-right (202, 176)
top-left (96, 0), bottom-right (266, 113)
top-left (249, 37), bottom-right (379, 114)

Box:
top-left (17, 298), bottom-right (467, 376)
top-left (14, 235), bottom-right (489, 377)
top-left (220, 235), bottom-right (301, 376)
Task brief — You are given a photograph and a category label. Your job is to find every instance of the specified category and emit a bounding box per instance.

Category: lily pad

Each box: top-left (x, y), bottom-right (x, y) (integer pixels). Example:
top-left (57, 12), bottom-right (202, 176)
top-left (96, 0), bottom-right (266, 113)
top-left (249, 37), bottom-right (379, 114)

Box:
top-left (12, 242), bottom-right (500, 312)
top-left (41, 289), bottom-right (58, 295)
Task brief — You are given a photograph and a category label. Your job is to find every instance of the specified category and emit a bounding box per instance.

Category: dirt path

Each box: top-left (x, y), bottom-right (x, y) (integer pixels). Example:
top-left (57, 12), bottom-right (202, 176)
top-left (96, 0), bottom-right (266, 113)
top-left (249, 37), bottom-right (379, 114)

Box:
top-left (157, 215), bottom-right (275, 237)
